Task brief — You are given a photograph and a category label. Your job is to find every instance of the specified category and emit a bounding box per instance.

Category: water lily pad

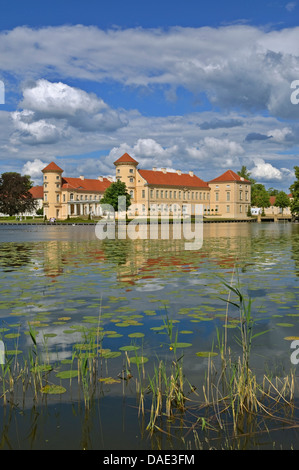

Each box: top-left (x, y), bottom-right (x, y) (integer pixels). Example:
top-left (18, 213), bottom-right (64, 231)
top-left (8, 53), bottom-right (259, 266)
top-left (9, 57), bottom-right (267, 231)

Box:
top-left (101, 351), bottom-right (121, 359)
top-left (128, 332), bottom-right (145, 338)
top-left (171, 342), bottom-right (192, 348)
top-left (41, 385), bottom-right (67, 395)
top-left (56, 370), bottom-right (78, 379)
top-left (119, 345), bottom-right (140, 352)
top-left (196, 351), bottom-right (218, 357)
top-left (31, 364), bottom-right (52, 373)
top-left (130, 356), bottom-right (148, 364)
top-left (98, 377), bottom-right (121, 384)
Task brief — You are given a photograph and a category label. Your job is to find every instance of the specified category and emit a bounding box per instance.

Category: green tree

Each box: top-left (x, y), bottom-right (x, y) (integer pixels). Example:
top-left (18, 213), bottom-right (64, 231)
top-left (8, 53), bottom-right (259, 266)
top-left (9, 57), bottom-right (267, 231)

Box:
top-left (274, 191), bottom-right (290, 215)
top-left (290, 166), bottom-right (299, 218)
top-left (237, 166), bottom-right (256, 183)
top-left (251, 183), bottom-right (270, 215)
top-left (100, 180), bottom-right (131, 213)
top-left (0, 172), bottom-right (37, 216)
top-left (267, 187), bottom-right (279, 196)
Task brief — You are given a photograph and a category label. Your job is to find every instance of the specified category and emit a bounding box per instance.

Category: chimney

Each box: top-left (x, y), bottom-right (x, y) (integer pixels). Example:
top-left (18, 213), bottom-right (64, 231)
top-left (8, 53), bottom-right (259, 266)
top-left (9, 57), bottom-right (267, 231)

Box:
top-left (161, 168), bottom-right (167, 173)
top-left (189, 171), bottom-right (194, 177)
top-left (79, 175), bottom-right (84, 180)
top-left (177, 170), bottom-right (181, 175)
top-left (98, 176), bottom-right (103, 181)
top-left (152, 167), bottom-right (157, 171)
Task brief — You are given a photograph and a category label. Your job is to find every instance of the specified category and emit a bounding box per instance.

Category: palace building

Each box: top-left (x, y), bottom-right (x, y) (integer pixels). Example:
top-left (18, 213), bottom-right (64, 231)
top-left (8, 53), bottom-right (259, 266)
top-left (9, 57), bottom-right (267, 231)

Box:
top-left (37, 154), bottom-right (252, 219)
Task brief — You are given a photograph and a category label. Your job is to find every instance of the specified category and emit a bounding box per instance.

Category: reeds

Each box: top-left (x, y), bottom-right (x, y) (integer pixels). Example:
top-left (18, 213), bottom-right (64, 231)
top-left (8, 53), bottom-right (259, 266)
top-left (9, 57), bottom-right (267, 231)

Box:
top-left (146, 315), bottom-right (192, 435)
top-left (200, 276), bottom-right (297, 443)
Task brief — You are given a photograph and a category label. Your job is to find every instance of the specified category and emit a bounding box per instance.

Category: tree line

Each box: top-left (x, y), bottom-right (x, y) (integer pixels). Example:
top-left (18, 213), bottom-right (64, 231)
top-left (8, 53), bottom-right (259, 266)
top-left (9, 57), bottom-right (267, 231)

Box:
top-left (238, 165), bottom-right (299, 217)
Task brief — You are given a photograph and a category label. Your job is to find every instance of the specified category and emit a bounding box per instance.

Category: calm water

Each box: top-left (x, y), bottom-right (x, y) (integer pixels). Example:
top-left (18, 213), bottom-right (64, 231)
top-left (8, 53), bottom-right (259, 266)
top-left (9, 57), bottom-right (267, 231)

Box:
top-left (0, 221), bottom-right (299, 449)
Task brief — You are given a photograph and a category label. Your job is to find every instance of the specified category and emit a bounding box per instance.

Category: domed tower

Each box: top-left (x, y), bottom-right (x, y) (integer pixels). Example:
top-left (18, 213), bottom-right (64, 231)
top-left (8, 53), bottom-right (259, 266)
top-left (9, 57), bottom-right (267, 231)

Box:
top-left (41, 162), bottom-right (63, 219)
top-left (113, 153), bottom-right (139, 202)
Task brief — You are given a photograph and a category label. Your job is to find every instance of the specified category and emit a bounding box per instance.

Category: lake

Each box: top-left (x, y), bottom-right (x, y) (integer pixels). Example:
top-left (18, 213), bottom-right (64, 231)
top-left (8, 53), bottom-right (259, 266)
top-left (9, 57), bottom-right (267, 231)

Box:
top-left (0, 221), bottom-right (299, 450)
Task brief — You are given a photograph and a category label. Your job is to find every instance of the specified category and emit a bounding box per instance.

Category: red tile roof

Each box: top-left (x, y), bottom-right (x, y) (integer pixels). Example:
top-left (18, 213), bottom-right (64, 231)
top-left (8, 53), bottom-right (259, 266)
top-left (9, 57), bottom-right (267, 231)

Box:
top-left (208, 170), bottom-right (251, 183)
top-left (138, 169), bottom-right (209, 188)
top-left (29, 186), bottom-right (44, 199)
top-left (270, 194), bottom-right (293, 205)
top-left (42, 162), bottom-right (64, 173)
top-left (114, 153), bottom-right (139, 165)
top-left (61, 177), bottom-right (111, 192)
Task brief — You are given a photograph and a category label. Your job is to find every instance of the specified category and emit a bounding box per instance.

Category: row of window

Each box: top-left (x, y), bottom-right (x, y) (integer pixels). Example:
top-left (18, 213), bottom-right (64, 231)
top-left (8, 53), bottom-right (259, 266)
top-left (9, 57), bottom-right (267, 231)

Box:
top-left (44, 176), bottom-right (60, 180)
top-left (143, 189), bottom-right (210, 200)
top-left (224, 205), bottom-right (248, 213)
top-left (215, 191), bottom-right (249, 202)
top-left (127, 204), bottom-right (248, 214)
top-left (44, 193), bottom-right (102, 203)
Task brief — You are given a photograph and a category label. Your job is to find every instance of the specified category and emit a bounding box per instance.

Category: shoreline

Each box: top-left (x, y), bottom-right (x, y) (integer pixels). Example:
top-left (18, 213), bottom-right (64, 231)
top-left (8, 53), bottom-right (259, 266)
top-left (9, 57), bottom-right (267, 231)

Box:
top-left (0, 218), bottom-right (293, 226)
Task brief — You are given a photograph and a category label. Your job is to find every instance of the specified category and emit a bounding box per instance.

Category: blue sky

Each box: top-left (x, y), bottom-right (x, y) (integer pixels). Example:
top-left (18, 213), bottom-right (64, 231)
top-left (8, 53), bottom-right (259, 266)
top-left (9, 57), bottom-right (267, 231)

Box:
top-left (0, 0), bottom-right (299, 191)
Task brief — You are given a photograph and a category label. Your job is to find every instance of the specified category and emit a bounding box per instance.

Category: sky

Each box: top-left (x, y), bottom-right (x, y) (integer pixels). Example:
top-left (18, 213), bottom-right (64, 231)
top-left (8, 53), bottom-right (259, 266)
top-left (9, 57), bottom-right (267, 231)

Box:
top-left (0, 0), bottom-right (299, 191)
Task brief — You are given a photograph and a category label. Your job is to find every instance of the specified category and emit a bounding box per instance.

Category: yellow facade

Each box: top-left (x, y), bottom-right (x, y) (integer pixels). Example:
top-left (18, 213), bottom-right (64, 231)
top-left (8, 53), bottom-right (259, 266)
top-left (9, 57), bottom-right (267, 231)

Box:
top-left (41, 155), bottom-right (252, 219)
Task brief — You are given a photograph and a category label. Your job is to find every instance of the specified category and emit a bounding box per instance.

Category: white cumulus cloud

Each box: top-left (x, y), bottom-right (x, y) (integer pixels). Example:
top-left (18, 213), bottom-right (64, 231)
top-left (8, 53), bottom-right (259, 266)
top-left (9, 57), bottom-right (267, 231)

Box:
top-left (22, 158), bottom-right (47, 184)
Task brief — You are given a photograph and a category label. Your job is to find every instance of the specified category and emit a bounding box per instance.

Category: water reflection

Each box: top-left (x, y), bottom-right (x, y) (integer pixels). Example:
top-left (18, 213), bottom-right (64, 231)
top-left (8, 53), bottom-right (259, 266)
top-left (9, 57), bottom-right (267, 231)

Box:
top-left (1, 222), bottom-right (299, 449)
top-left (0, 243), bottom-right (32, 270)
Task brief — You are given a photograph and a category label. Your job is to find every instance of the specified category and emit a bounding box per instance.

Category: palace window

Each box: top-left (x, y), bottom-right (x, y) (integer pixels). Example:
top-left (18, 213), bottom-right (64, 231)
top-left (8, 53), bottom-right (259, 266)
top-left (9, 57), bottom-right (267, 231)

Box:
top-left (70, 193), bottom-right (74, 201)
top-left (215, 192), bottom-right (219, 201)
top-left (129, 169), bottom-right (134, 174)
top-left (226, 205), bottom-right (230, 213)
top-left (156, 190), bottom-right (159, 199)
top-left (226, 192), bottom-right (230, 201)
top-left (142, 190), bottom-right (145, 198)
top-left (150, 189), bottom-right (154, 198)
